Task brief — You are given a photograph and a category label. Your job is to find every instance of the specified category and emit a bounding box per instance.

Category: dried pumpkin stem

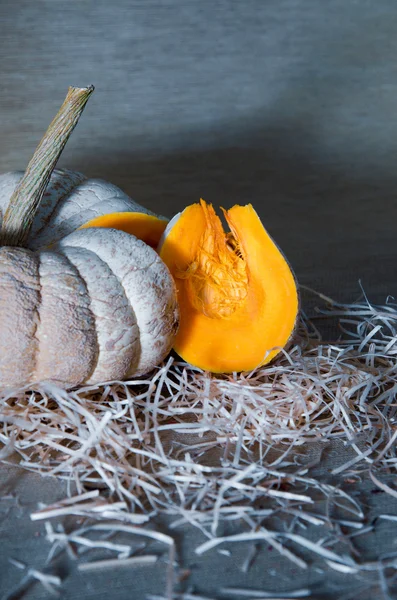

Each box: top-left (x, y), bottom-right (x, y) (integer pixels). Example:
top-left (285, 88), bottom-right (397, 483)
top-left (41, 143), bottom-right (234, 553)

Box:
top-left (0, 85), bottom-right (94, 247)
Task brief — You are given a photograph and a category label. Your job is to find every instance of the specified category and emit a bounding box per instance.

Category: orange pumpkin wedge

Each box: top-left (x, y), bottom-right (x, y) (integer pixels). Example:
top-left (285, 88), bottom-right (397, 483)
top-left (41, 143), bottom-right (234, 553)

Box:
top-left (158, 200), bottom-right (299, 373)
top-left (80, 212), bottom-right (168, 249)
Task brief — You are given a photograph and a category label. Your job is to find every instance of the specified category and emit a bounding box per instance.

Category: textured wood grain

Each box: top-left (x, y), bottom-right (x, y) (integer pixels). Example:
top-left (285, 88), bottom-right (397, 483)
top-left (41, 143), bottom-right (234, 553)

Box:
top-left (1, 2), bottom-right (397, 302)
top-left (1, 0), bottom-right (397, 598)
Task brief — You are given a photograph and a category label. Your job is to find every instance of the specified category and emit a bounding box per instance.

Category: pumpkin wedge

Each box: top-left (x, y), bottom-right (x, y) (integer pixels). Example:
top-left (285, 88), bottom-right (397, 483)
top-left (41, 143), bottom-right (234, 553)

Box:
top-left (80, 211), bottom-right (168, 249)
top-left (158, 200), bottom-right (299, 373)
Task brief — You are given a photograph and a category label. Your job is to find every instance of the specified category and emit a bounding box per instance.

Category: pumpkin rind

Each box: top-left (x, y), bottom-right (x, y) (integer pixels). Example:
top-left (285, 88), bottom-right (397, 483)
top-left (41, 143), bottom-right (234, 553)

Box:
top-left (0, 227), bottom-right (179, 389)
top-left (57, 228), bottom-right (179, 377)
top-left (0, 87), bottom-right (179, 388)
top-left (56, 244), bottom-right (139, 383)
top-left (0, 247), bottom-right (40, 386)
top-left (0, 168), bottom-right (156, 251)
top-left (35, 251), bottom-right (99, 385)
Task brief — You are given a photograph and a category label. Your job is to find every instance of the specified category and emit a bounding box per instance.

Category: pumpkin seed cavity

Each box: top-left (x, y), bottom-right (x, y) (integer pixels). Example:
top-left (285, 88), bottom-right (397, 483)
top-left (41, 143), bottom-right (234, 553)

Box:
top-left (176, 202), bottom-right (248, 319)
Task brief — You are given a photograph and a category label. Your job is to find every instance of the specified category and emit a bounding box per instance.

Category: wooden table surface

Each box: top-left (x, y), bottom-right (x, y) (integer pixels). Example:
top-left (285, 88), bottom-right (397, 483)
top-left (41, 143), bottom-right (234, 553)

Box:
top-left (1, 1), bottom-right (397, 598)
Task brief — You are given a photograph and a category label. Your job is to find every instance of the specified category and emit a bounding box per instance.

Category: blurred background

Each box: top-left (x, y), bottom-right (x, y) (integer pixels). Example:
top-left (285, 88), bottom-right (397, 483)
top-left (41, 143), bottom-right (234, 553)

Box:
top-left (2, 0), bottom-right (397, 303)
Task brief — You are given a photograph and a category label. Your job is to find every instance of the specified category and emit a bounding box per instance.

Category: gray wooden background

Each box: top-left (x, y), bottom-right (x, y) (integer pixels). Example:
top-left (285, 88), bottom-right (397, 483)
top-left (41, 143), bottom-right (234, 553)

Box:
top-left (1, 1), bottom-right (397, 598)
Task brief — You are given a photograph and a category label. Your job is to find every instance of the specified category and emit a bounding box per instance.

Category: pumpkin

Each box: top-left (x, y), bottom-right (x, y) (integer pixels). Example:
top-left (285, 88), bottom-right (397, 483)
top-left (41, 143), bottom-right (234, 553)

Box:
top-left (86, 200), bottom-right (299, 374)
top-left (0, 86), bottom-right (178, 389)
top-left (0, 169), bottom-right (168, 252)
top-left (157, 200), bottom-right (298, 372)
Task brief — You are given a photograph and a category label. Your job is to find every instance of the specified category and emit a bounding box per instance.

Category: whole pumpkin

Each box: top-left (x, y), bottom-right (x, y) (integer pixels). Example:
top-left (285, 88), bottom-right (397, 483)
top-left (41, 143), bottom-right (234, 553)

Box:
top-left (0, 86), bottom-right (179, 389)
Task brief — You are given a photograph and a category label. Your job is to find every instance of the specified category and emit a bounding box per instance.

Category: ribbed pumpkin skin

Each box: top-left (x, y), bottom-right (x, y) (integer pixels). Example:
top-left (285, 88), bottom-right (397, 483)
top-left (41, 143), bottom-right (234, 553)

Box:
top-left (0, 168), bottom-right (155, 251)
top-left (0, 171), bottom-right (179, 389)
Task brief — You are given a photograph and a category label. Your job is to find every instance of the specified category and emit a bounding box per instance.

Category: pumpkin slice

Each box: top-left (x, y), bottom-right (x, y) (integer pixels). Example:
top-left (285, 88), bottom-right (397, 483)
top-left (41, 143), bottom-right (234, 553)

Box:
top-left (158, 200), bottom-right (299, 373)
top-left (80, 212), bottom-right (168, 248)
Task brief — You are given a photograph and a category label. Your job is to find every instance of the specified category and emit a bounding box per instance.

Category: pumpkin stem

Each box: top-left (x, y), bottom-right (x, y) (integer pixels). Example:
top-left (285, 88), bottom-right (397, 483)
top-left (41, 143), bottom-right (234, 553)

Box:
top-left (0, 85), bottom-right (94, 247)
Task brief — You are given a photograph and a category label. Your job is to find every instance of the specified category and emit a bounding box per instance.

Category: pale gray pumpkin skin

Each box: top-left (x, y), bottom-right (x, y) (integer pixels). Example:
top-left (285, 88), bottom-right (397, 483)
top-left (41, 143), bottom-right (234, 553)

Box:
top-left (0, 170), bottom-right (179, 389)
top-left (0, 167), bottom-right (157, 251)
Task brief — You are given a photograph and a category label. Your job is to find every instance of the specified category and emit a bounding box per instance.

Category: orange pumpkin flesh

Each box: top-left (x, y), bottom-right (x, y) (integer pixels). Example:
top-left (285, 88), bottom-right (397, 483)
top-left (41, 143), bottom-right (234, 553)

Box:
top-left (80, 202), bottom-right (298, 373)
top-left (159, 200), bottom-right (299, 373)
top-left (80, 212), bottom-right (168, 249)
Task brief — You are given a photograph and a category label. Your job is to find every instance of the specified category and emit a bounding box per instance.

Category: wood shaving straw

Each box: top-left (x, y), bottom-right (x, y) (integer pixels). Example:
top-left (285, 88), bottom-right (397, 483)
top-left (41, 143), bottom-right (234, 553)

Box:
top-left (2, 288), bottom-right (397, 598)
